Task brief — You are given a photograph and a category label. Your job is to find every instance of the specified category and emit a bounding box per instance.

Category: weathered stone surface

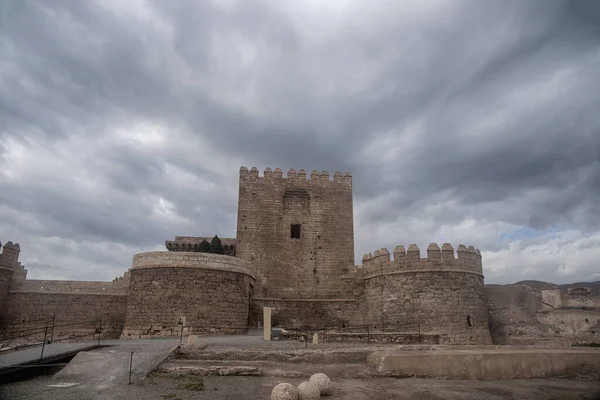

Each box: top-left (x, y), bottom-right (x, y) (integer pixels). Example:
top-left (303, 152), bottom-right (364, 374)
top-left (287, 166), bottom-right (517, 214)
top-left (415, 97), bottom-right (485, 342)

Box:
top-left (486, 284), bottom-right (600, 346)
top-left (364, 270), bottom-right (492, 345)
top-left (237, 167), bottom-right (354, 300)
top-left (158, 365), bottom-right (261, 376)
top-left (4, 292), bottom-right (127, 342)
top-left (309, 372), bottom-right (332, 395)
top-left (4, 165), bottom-right (600, 349)
top-left (297, 381), bottom-right (320, 400)
top-left (122, 252), bottom-right (254, 338)
top-left (271, 383), bottom-right (299, 400)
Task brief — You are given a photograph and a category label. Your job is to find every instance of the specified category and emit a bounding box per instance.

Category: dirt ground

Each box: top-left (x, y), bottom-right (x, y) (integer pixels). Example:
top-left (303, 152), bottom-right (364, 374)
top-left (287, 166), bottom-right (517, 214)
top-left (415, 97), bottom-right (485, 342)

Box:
top-left (3, 335), bottom-right (600, 399)
top-left (2, 372), bottom-right (600, 400)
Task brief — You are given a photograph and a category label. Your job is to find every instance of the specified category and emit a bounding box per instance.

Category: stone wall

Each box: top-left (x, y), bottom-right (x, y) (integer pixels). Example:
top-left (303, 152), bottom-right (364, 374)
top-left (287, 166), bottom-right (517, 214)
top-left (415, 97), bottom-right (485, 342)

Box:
top-left (486, 284), bottom-right (600, 345)
top-left (0, 267), bottom-right (13, 322)
top-left (122, 252), bottom-right (255, 338)
top-left (3, 292), bottom-right (127, 343)
top-left (537, 309), bottom-right (600, 336)
top-left (542, 286), bottom-right (600, 309)
top-left (9, 279), bottom-right (129, 295)
top-left (236, 167), bottom-right (354, 299)
top-left (363, 244), bottom-right (492, 345)
top-left (485, 284), bottom-right (543, 345)
top-left (250, 298), bottom-right (364, 329)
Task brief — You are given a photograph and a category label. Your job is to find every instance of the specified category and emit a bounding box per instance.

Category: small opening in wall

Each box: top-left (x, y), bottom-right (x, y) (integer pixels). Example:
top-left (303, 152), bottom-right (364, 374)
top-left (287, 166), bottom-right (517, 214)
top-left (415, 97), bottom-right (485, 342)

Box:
top-left (585, 318), bottom-right (589, 323)
top-left (291, 224), bottom-right (301, 239)
top-left (466, 315), bottom-right (472, 327)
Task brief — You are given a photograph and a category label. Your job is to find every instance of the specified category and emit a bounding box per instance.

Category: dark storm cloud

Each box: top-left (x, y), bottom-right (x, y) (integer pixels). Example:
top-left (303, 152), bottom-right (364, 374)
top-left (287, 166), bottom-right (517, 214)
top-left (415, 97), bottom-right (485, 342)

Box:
top-left (0, 0), bottom-right (599, 283)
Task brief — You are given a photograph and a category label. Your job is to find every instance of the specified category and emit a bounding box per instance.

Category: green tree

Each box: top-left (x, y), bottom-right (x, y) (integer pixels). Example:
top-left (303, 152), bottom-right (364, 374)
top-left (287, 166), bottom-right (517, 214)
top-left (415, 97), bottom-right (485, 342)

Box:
top-left (210, 235), bottom-right (224, 254)
top-left (198, 239), bottom-right (211, 253)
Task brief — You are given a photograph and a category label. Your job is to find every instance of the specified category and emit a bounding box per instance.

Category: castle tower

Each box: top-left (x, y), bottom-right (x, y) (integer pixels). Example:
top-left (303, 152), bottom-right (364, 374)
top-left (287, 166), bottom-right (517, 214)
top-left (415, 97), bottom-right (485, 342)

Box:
top-left (236, 167), bottom-right (354, 299)
top-left (0, 241), bottom-right (20, 322)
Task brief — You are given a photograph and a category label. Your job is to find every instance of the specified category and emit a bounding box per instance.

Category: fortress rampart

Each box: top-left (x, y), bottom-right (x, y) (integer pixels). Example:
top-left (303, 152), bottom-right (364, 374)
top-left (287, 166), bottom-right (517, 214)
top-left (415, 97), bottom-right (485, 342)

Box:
top-left (122, 252), bottom-right (255, 338)
top-left (1, 240), bottom-right (129, 343)
top-left (362, 244), bottom-right (492, 344)
top-left (1, 166), bottom-right (506, 346)
top-left (362, 243), bottom-right (483, 278)
top-left (239, 166), bottom-right (352, 184)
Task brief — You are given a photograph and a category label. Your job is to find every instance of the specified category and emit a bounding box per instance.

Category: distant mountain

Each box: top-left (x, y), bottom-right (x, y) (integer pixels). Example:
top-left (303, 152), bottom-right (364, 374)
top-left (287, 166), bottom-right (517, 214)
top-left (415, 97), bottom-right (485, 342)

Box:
top-left (513, 280), bottom-right (549, 289)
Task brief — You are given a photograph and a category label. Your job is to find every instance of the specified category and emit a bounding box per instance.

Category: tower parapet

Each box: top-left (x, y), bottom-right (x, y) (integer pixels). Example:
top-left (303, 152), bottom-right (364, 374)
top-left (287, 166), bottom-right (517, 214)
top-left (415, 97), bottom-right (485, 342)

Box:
top-left (362, 243), bottom-right (483, 278)
top-left (239, 166), bottom-right (352, 185)
top-left (0, 241), bottom-right (21, 269)
top-left (1, 241), bottom-right (22, 322)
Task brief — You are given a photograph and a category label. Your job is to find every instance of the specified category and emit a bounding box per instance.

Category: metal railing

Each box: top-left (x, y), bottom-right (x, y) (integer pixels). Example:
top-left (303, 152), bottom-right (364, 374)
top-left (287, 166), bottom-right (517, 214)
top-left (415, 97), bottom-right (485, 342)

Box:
top-left (0, 315), bottom-right (103, 359)
top-left (282, 322), bottom-right (424, 346)
top-left (170, 321), bottom-right (425, 347)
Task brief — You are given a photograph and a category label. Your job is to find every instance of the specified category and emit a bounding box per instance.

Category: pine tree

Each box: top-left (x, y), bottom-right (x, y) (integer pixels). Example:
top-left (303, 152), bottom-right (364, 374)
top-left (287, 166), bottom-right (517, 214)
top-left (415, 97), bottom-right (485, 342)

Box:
top-left (198, 239), bottom-right (211, 253)
top-left (210, 235), bottom-right (224, 254)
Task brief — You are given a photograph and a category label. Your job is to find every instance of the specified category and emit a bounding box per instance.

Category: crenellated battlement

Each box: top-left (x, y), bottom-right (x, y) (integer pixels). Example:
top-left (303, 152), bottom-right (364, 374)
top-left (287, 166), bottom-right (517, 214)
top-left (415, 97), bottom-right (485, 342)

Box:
top-left (361, 243), bottom-right (483, 278)
top-left (239, 166), bottom-right (352, 184)
top-left (0, 240), bottom-right (21, 269)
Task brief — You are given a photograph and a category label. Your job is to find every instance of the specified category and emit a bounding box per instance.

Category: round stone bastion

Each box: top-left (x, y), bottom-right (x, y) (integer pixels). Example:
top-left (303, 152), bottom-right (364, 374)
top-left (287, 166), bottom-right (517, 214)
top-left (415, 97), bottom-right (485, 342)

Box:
top-left (362, 244), bottom-right (492, 345)
top-left (121, 252), bottom-right (255, 338)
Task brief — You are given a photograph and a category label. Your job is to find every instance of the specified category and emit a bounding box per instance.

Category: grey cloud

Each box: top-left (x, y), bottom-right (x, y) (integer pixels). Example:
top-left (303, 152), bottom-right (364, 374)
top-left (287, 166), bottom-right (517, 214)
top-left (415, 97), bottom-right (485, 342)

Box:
top-left (1, 0), bottom-right (599, 284)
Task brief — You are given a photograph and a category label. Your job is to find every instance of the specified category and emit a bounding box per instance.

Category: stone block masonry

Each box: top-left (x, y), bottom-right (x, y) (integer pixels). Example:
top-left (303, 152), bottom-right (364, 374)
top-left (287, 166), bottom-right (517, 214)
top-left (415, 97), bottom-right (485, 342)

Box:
top-left (362, 243), bottom-right (492, 345)
top-left (4, 292), bottom-right (127, 343)
top-left (236, 167), bottom-right (354, 299)
top-left (250, 298), bottom-right (363, 329)
top-left (0, 166), bottom-right (507, 346)
top-left (0, 267), bottom-right (13, 323)
top-left (0, 241), bottom-right (21, 322)
top-left (122, 252), bottom-right (255, 338)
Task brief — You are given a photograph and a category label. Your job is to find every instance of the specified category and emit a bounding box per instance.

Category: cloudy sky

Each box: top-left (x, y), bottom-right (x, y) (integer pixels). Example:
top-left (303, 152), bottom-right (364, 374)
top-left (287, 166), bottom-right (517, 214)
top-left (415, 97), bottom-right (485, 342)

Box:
top-left (1, 0), bottom-right (599, 285)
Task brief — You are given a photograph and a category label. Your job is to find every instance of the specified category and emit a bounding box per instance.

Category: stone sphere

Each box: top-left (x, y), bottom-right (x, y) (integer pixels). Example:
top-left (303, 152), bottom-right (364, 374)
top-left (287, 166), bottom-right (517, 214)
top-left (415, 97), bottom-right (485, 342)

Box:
top-left (309, 373), bottom-right (332, 396)
top-left (271, 383), bottom-right (299, 400)
top-left (297, 381), bottom-right (320, 400)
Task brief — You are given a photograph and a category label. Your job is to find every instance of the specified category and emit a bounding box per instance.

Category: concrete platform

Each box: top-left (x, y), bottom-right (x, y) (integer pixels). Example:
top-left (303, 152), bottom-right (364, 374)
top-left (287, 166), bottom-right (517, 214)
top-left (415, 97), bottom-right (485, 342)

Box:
top-left (0, 342), bottom-right (100, 374)
top-left (367, 348), bottom-right (600, 379)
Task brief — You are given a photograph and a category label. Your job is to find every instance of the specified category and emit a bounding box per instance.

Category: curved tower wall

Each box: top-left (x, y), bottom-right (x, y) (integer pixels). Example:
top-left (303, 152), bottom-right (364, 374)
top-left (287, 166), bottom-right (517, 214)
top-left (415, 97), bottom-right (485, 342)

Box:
top-left (362, 243), bottom-right (492, 344)
top-left (122, 252), bottom-right (255, 338)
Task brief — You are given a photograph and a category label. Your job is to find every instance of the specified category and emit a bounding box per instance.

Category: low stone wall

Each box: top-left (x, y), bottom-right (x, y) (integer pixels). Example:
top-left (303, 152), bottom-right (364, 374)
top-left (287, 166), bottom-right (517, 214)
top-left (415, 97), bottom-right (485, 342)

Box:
top-left (285, 330), bottom-right (439, 344)
top-left (367, 348), bottom-right (600, 379)
top-left (250, 298), bottom-right (364, 329)
top-left (122, 252), bottom-right (255, 338)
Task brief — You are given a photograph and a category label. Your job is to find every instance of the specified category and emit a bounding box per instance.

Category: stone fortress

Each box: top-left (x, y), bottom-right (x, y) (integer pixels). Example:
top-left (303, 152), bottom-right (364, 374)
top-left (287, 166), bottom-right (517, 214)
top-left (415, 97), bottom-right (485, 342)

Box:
top-left (1, 167), bottom-right (599, 346)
